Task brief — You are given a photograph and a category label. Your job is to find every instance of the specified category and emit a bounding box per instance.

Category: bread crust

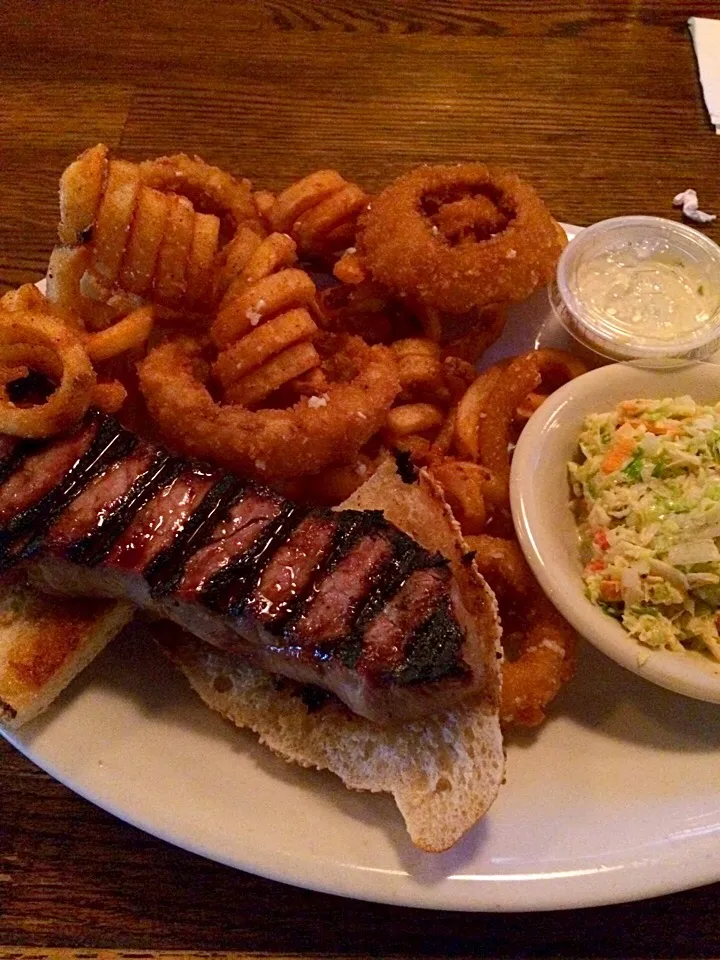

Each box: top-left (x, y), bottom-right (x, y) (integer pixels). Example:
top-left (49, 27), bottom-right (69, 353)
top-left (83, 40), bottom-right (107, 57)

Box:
top-left (159, 460), bottom-right (504, 851)
top-left (0, 573), bottom-right (134, 729)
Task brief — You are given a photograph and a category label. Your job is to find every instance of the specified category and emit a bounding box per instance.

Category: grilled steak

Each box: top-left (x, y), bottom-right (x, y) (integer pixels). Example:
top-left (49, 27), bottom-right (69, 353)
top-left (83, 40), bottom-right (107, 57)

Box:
top-left (0, 413), bottom-right (489, 723)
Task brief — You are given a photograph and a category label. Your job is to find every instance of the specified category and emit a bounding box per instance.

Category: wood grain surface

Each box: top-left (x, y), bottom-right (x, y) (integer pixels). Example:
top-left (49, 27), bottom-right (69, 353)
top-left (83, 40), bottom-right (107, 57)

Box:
top-left (1, 0), bottom-right (720, 955)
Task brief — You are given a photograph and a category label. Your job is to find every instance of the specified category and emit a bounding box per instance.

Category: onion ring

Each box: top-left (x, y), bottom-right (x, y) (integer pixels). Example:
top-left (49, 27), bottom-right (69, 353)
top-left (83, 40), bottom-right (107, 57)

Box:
top-left (429, 194), bottom-right (509, 244)
top-left (357, 163), bottom-right (566, 315)
top-left (0, 311), bottom-right (96, 437)
top-left (138, 336), bottom-right (399, 481)
top-left (466, 534), bottom-right (576, 727)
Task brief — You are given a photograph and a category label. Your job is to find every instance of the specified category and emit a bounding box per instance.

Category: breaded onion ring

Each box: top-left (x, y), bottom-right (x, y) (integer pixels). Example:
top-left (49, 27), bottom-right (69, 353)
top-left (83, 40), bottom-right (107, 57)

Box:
top-left (0, 312), bottom-right (96, 437)
top-left (466, 534), bottom-right (577, 727)
top-left (357, 162), bottom-right (566, 314)
top-left (138, 336), bottom-right (400, 481)
top-left (138, 153), bottom-right (263, 240)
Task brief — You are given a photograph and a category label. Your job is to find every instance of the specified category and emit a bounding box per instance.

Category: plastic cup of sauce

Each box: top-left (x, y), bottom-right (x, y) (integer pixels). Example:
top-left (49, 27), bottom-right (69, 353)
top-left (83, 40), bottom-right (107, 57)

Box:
top-left (550, 216), bottom-right (720, 364)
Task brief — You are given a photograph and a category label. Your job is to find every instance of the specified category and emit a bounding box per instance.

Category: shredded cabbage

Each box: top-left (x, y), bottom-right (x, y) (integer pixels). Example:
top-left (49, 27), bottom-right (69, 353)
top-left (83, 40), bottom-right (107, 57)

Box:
top-left (569, 395), bottom-right (720, 661)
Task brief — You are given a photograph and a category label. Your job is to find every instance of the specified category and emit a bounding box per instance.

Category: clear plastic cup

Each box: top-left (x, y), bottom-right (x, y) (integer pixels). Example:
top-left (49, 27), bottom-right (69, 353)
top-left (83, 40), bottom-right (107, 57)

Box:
top-left (550, 216), bottom-right (720, 364)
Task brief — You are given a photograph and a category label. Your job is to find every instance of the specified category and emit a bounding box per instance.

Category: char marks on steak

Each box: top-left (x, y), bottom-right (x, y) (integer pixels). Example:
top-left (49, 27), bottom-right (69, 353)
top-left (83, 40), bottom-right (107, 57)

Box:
top-left (0, 413), bottom-right (485, 723)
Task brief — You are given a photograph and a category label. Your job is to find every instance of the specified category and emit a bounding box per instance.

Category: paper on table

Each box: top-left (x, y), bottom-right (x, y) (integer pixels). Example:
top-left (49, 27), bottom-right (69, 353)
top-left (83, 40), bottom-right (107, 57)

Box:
top-left (689, 17), bottom-right (720, 134)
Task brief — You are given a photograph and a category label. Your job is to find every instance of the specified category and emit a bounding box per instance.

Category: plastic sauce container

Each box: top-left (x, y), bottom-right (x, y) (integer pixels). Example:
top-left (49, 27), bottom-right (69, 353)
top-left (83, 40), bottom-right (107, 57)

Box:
top-left (550, 216), bottom-right (720, 364)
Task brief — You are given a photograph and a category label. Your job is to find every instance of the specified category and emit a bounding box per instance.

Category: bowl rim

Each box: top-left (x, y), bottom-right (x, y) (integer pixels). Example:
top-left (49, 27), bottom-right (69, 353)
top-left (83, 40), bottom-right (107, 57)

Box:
top-left (509, 361), bottom-right (720, 705)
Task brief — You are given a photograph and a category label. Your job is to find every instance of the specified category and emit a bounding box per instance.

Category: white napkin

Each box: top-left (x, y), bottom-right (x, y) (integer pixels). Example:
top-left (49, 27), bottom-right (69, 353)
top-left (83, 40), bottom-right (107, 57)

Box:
top-left (689, 17), bottom-right (720, 134)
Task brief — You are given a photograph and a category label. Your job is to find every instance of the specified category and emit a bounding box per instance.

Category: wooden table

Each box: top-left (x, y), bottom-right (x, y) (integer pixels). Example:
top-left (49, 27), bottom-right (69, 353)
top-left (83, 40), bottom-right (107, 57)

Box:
top-left (1, 1), bottom-right (719, 955)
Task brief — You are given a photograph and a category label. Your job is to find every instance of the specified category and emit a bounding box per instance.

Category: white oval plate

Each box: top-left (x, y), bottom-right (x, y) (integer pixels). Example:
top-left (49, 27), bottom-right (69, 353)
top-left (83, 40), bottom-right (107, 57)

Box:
top-left (1, 231), bottom-right (719, 912)
top-left (511, 362), bottom-right (720, 704)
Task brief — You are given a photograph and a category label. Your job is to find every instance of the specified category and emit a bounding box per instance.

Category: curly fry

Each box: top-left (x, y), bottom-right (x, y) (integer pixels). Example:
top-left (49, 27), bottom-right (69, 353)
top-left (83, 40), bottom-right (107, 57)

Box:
top-left (454, 365), bottom-right (505, 461)
top-left (385, 402), bottom-right (445, 437)
top-left (466, 534), bottom-right (577, 726)
top-left (268, 170), bottom-right (368, 258)
top-left (430, 459), bottom-right (488, 534)
top-left (515, 348), bottom-right (589, 421)
top-left (212, 266), bottom-right (316, 348)
top-left (90, 379), bottom-right (128, 414)
top-left (332, 250), bottom-right (367, 285)
top-left (475, 354), bottom-right (541, 502)
top-left (58, 143), bottom-right (108, 246)
top-left (0, 311), bottom-right (96, 437)
top-left (85, 306), bottom-right (154, 364)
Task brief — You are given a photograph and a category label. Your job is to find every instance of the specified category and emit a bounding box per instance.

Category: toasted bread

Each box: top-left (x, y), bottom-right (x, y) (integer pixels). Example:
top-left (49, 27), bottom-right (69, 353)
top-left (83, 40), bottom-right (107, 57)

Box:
top-left (159, 460), bottom-right (504, 852)
top-left (0, 573), bottom-right (134, 729)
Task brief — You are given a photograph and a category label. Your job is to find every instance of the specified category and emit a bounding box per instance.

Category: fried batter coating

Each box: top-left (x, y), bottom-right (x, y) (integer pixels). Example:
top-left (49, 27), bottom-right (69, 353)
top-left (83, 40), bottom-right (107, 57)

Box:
top-left (138, 336), bottom-right (400, 482)
top-left (357, 163), bottom-right (566, 316)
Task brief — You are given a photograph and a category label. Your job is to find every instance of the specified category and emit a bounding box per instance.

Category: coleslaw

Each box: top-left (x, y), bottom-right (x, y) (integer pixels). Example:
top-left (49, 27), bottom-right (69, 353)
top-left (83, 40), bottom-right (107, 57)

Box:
top-left (569, 396), bottom-right (720, 662)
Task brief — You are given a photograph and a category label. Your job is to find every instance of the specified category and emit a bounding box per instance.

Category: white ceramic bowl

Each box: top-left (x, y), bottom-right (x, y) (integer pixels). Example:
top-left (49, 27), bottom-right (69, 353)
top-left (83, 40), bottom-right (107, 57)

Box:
top-left (510, 361), bottom-right (720, 704)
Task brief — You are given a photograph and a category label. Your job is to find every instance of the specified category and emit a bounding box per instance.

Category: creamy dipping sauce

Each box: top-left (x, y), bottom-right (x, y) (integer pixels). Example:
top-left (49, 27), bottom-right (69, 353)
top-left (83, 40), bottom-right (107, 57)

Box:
top-left (574, 245), bottom-right (713, 342)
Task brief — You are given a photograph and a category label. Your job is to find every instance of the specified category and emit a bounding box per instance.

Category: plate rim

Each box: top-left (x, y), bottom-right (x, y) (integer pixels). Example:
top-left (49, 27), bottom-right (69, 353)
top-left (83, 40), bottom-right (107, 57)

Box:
top-left (1, 234), bottom-right (719, 912)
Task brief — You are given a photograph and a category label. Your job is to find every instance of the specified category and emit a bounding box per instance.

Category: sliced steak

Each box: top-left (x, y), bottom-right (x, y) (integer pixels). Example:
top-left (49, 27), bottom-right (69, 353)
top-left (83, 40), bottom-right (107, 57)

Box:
top-left (245, 512), bottom-right (337, 626)
top-left (175, 488), bottom-right (284, 600)
top-left (2, 413), bottom-right (488, 723)
top-left (45, 442), bottom-right (158, 553)
top-left (106, 464), bottom-right (220, 575)
top-left (291, 533), bottom-right (393, 645)
top-left (0, 419), bottom-right (98, 527)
